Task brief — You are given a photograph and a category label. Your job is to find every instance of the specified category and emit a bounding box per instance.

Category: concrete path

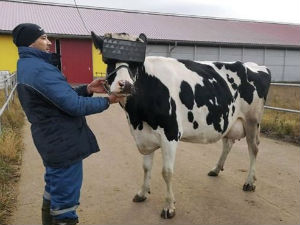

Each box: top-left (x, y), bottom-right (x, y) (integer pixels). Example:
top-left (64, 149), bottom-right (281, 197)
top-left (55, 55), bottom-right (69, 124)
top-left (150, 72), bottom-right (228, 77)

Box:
top-left (10, 104), bottom-right (300, 225)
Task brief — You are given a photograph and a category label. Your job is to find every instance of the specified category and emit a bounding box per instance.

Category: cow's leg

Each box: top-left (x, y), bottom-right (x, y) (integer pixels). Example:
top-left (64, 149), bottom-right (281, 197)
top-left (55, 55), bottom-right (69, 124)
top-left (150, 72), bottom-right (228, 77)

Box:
top-left (243, 121), bottom-right (259, 191)
top-left (133, 152), bottom-right (154, 202)
top-left (208, 138), bottom-right (234, 176)
top-left (160, 140), bottom-right (178, 219)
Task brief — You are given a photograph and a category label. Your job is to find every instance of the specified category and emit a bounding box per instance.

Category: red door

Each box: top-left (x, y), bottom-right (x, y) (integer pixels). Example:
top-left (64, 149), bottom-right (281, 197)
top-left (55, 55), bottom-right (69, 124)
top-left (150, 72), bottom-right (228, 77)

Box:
top-left (48, 38), bottom-right (56, 53)
top-left (60, 39), bottom-right (93, 84)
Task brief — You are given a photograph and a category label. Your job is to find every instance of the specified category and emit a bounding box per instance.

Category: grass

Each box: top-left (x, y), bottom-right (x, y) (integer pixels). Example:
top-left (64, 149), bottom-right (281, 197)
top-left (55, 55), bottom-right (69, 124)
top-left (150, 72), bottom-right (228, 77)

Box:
top-left (261, 85), bottom-right (300, 144)
top-left (0, 89), bottom-right (25, 225)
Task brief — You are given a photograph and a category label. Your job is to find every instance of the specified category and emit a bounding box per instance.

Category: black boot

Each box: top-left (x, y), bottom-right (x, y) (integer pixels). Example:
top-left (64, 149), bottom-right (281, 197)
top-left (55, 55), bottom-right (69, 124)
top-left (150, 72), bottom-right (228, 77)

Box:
top-left (41, 199), bottom-right (52, 225)
top-left (52, 218), bottom-right (79, 225)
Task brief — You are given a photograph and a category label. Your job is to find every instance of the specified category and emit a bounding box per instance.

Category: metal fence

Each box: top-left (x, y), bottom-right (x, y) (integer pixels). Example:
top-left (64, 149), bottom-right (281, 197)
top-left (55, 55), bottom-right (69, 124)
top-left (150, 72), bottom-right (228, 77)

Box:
top-left (0, 71), bottom-right (17, 134)
top-left (265, 83), bottom-right (300, 114)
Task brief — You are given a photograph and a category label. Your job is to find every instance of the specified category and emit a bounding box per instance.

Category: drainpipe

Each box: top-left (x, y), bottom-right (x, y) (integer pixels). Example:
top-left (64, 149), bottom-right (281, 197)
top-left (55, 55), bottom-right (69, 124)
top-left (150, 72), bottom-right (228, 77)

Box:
top-left (168, 41), bottom-right (177, 57)
top-left (282, 48), bottom-right (287, 81)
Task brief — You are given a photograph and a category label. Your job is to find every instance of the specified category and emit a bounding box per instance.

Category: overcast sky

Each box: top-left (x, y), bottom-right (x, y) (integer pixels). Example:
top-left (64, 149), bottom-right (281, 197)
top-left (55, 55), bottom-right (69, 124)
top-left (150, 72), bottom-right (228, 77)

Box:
top-left (23, 0), bottom-right (300, 24)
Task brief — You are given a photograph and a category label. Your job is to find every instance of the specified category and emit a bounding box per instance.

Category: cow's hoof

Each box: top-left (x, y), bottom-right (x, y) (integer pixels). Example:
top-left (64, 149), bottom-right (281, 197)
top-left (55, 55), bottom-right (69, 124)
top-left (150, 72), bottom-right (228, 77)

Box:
top-left (133, 194), bottom-right (147, 202)
top-left (160, 208), bottom-right (176, 219)
top-left (208, 171), bottom-right (218, 176)
top-left (243, 183), bottom-right (256, 192)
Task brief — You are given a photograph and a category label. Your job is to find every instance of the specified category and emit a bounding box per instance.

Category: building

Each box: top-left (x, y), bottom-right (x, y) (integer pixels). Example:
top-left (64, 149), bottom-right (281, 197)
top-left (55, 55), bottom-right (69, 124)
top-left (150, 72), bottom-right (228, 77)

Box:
top-left (0, 0), bottom-right (299, 83)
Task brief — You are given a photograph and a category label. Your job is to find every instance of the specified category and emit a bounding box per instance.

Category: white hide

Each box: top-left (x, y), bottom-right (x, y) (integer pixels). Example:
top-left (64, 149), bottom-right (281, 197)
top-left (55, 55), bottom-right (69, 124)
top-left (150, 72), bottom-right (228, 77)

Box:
top-left (244, 62), bottom-right (269, 73)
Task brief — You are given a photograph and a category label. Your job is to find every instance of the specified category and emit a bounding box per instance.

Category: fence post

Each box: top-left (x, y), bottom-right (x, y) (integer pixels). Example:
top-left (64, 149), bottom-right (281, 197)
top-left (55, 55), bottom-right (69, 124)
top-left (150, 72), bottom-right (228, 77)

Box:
top-left (5, 78), bottom-right (9, 110)
top-left (11, 75), bottom-right (15, 102)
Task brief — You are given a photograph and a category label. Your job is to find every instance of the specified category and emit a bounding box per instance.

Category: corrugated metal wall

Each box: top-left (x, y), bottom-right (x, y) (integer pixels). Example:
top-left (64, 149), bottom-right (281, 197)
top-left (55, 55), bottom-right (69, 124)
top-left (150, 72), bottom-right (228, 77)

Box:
top-left (147, 44), bottom-right (300, 82)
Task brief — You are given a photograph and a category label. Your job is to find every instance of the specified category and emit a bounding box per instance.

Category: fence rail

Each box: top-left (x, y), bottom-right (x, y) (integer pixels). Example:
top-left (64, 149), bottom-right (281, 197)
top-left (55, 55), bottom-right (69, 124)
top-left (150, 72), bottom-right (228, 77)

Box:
top-left (270, 82), bottom-right (300, 87)
top-left (264, 106), bottom-right (300, 114)
top-left (264, 82), bottom-right (300, 114)
top-left (0, 72), bottom-right (17, 134)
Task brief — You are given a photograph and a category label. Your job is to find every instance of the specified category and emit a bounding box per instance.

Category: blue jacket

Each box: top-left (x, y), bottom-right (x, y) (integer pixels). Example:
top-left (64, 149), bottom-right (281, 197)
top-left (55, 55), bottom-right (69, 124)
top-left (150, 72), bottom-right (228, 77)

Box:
top-left (17, 47), bottom-right (109, 168)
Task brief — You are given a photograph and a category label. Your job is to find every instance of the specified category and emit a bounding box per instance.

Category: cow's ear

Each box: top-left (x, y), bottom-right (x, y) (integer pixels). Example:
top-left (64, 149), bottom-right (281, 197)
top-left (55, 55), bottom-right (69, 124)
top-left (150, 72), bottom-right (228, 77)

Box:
top-left (139, 33), bottom-right (147, 43)
top-left (91, 31), bottom-right (103, 52)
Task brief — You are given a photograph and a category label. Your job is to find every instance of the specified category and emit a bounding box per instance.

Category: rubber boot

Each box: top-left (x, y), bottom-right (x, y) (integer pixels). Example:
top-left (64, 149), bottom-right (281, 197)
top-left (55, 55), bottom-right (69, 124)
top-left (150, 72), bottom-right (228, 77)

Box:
top-left (52, 218), bottom-right (79, 225)
top-left (41, 199), bottom-right (52, 225)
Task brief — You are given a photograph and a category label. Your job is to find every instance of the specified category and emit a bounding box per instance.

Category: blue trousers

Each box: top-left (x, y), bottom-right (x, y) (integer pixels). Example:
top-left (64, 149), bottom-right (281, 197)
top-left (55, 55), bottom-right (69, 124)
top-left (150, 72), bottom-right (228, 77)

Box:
top-left (43, 160), bottom-right (83, 220)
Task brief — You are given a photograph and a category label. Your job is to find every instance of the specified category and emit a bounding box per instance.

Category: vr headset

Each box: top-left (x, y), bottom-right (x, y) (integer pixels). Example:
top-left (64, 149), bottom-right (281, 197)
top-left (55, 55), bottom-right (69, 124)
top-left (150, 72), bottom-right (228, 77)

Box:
top-left (102, 36), bottom-right (147, 64)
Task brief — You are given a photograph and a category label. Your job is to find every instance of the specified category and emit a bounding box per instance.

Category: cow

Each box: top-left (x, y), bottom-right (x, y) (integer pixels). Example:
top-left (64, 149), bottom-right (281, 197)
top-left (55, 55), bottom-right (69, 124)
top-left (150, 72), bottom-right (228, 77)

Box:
top-left (91, 32), bottom-right (272, 219)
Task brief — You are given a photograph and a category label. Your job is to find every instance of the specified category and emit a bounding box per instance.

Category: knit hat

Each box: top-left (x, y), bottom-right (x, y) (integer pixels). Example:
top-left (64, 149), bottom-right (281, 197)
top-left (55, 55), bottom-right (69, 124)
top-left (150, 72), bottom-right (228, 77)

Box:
top-left (12, 23), bottom-right (45, 47)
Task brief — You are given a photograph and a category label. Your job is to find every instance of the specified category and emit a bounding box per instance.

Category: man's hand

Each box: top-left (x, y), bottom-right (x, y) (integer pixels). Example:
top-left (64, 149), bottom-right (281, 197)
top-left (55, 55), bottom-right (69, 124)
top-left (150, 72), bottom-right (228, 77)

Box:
top-left (87, 78), bottom-right (124, 104)
top-left (87, 78), bottom-right (107, 94)
top-left (107, 94), bottom-right (123, 104)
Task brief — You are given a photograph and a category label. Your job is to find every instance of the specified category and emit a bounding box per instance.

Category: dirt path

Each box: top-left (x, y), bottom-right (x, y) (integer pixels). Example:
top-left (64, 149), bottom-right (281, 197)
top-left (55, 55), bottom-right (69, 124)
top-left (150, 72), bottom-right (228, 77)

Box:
top-left (10, 104), bottom-right (300, 225)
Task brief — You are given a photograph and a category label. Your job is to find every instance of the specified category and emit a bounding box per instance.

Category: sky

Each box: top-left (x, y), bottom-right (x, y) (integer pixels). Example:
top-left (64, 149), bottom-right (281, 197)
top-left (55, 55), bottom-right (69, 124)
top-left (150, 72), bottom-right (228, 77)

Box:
top-left (21, 0), bottom-right (300, 24)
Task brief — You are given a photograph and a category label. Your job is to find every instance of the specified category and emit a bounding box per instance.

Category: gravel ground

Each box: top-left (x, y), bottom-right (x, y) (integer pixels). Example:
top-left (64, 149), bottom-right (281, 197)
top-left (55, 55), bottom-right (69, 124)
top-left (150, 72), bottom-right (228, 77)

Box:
top-left (10, 104), bottom-right (300, 225)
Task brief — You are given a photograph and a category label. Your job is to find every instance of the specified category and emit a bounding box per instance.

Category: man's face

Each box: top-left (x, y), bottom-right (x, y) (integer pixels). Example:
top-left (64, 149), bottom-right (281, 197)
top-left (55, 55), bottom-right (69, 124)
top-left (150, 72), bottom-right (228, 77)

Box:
top-left (29, 34), bottom-right (52, 53)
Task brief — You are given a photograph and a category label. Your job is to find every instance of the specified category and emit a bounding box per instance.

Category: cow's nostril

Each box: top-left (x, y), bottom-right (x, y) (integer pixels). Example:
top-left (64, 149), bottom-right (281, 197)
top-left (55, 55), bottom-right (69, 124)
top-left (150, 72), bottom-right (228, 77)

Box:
top-left (119, 80), bottom-right (125, 87)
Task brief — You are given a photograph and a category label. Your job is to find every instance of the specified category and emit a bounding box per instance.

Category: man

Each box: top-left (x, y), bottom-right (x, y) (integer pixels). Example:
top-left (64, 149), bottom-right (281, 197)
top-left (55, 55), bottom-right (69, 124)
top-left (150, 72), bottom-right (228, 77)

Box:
top-left (13, 23), bottom-right (122, 225)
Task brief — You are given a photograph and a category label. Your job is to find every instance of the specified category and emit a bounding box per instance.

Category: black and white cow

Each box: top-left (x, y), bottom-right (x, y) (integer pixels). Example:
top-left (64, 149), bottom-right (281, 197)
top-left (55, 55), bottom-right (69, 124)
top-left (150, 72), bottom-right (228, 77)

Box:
top-left (91, 32), bottom-right (271, 219)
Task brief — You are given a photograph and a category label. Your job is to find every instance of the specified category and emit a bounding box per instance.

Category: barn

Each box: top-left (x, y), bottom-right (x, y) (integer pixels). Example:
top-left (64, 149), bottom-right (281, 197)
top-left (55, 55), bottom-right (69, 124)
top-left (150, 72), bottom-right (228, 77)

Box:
top-left (0, 0), bottom-right (299, 83)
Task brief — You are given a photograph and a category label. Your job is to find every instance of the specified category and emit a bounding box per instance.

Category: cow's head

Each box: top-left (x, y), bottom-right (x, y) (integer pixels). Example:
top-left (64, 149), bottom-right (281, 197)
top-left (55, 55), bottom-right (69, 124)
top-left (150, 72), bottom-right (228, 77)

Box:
top-left (91, 31), bottom-right (147, 97)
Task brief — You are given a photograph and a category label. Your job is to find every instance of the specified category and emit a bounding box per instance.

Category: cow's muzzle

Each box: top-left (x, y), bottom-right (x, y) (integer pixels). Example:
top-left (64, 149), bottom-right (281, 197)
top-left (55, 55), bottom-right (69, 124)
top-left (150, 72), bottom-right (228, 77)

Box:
top-left (118, 80), bottom-right (135, 95)
top-left (104, 64), bottom-right (136, 96)
top-left (103, 80), bottom-right (135, 97)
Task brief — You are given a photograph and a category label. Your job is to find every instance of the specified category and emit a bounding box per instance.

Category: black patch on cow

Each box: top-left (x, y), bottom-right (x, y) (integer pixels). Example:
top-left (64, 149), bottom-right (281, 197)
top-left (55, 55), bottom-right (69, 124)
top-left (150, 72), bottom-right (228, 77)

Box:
top-left (232, 105), bottom-right (235, 116)
top-left (247, 68), bottom-right (271, 101)
top-left (125, 66), bottom-right (179, 142)
top-left (234, 91), bottom-right (238, 99)
top-left (219, 61), bottom-right (255, 104)
top-left (179, 81), bottom-right (194, 110)
top-left (215, 62), bottom-right (223, 70)
top-left (138, 123), bottom-right (143, 130)
top-left (214, 61), bottom-right (271, 104)
top-left (178, 60), bottom-right (233, 133)
top-left (232, 83), bottom-right (238, 90)
top-left (193, 121), bottom-right (199, 129)
top-left (226, 74), bottom-right (234, 83)
top-left (226, 74), bottom-right (238, 90)
top-left (188, 111), bottom-right (194, 122)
